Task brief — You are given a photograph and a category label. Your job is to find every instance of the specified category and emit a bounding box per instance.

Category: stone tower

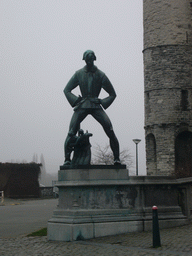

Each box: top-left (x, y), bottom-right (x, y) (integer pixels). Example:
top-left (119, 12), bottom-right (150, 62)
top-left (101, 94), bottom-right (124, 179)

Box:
top-left (143, 0), bottom-right (192, 176)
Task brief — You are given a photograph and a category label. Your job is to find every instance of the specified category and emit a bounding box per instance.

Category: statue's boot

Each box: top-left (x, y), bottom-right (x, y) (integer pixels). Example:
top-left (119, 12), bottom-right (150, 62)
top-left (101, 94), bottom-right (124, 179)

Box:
top-left (114, 158), bottom-right (121, 165)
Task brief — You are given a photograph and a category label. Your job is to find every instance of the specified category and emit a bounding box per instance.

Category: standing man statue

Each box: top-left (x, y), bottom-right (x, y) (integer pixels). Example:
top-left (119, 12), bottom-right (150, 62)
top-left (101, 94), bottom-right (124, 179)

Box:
top-left (64, 50), bottom-right (120, 165)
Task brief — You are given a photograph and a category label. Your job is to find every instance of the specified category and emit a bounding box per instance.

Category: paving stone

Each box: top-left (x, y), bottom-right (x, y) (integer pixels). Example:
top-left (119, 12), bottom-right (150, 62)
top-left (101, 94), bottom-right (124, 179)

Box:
top-left (0, 223), bottom-right (192, 255)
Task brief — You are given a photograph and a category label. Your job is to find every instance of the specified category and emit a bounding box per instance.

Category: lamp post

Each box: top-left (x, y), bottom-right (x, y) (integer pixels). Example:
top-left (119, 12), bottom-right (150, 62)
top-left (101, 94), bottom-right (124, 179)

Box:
top-left (133, 139), bottom-right (141, 176)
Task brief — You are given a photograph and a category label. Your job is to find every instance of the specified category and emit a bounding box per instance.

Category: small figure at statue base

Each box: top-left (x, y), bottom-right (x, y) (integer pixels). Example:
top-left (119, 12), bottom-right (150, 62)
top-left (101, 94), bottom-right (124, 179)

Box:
top-left (64, 129), bottom-right (93, 166)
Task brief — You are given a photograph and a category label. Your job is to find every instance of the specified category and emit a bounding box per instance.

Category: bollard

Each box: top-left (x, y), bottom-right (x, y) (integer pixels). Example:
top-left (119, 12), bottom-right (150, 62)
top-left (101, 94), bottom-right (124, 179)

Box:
top-left (152, 205), bottom-right (161, 248)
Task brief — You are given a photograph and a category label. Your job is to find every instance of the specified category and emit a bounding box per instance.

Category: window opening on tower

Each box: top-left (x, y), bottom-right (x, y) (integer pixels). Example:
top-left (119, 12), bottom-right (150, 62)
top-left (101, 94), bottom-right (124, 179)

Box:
top-left (181, 90), bottom-right (188, 111)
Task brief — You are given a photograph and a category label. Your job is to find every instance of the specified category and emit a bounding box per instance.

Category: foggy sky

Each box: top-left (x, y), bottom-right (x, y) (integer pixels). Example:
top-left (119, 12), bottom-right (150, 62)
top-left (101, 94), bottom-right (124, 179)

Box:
top-left (1, 1), bottom-right (145, 175)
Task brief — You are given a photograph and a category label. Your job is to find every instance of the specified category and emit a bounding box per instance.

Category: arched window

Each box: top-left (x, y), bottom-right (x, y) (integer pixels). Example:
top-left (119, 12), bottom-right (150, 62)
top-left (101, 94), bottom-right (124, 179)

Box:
top-left (175, 131), bottom-right (192, 178)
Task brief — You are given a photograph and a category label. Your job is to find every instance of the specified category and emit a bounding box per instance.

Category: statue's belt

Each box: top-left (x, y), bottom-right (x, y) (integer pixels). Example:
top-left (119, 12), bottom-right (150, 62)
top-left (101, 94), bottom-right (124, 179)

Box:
top-left (73, 97), bottom-right (99, 111)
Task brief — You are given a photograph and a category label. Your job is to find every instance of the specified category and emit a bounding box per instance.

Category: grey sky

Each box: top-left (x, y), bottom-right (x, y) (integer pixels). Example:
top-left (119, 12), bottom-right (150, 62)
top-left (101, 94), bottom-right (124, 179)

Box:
top-left (1, 1), bottom-right (145, 175)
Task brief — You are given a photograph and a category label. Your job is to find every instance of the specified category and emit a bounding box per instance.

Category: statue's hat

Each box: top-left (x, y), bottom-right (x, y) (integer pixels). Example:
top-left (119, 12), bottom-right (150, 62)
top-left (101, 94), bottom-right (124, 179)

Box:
top-left (82, 50), bottom-right (96, 60)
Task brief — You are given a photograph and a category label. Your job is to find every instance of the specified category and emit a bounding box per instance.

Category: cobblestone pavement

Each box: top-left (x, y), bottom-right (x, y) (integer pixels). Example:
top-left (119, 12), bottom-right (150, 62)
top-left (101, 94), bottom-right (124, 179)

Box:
top-left (0, 223), bottom-right (192, 256)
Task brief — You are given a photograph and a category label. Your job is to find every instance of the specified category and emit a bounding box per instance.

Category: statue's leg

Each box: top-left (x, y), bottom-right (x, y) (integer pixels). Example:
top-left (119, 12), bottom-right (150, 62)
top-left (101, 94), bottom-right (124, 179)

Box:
top-left (92, 109), bottom-right (120, 164)
top-left (64, 109), bottom-right (88, 164)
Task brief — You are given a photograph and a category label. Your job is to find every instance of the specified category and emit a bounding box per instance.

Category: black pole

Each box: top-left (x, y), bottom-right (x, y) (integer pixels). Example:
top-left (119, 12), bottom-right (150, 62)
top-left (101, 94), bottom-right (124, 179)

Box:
top-left (152, 206), bottom-right (161, 248)
top-left (136, 143), bottom-right (138, 176)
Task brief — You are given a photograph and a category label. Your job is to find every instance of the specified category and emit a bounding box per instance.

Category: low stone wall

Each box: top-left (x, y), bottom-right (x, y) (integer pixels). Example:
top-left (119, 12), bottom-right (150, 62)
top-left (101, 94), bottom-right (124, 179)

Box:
top-left (48, 168), bottom-right (189, 241)
top-left (177, 177), bottom-right (192, 219)
top-left (40, 187), bottom-right (54, 198)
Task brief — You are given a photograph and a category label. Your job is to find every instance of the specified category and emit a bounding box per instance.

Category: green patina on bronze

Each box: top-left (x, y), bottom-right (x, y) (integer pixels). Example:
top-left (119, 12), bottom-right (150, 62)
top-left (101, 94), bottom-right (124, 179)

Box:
top-left (63, 50), bottom-right (120, 166)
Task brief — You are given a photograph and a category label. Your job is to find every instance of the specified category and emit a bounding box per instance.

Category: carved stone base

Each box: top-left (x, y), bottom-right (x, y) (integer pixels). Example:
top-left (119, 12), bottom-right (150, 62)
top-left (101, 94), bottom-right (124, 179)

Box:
top-left (48, 168), bottom-right (187, 241)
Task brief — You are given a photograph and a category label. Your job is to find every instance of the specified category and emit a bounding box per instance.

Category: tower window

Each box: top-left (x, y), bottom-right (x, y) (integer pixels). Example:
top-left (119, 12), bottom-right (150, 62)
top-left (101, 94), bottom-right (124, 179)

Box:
top-left (145, 92), bottom-right (151, 115)
top-left (181, 90), bottom-right (188, 111)
top-left (146, 92), bottom-right (150, 104)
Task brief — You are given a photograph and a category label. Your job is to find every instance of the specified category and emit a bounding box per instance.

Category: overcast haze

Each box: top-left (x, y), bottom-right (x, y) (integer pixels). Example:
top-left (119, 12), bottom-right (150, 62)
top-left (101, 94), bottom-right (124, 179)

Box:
top-left (1, 1), bottom-right (145, 175)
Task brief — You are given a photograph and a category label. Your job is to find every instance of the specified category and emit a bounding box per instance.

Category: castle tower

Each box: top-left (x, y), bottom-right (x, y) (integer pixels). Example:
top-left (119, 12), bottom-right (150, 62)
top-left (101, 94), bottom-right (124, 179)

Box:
top-left (143, 0), bottom-right (192, 176)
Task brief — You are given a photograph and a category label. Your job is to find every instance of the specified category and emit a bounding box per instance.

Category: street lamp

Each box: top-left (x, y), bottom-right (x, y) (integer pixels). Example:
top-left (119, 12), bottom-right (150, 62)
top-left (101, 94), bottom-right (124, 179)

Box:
top-left (133, 139), bottom-right (141, 176)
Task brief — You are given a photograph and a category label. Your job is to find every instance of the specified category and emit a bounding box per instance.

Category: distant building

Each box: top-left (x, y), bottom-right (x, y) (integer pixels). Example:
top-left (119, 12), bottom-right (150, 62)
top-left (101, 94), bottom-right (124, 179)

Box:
top-left (0, 163), bottom-right (41, 198)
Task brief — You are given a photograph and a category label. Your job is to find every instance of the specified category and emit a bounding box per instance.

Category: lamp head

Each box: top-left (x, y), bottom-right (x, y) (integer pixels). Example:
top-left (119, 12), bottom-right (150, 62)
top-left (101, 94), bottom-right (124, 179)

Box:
top-left (133, 139), bottom-right (141, 145)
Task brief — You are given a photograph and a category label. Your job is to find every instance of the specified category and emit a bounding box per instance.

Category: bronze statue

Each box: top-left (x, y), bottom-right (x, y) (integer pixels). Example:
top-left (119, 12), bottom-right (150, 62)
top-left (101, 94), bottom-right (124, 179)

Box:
top-left (64, 50), bottom-right (120, 165)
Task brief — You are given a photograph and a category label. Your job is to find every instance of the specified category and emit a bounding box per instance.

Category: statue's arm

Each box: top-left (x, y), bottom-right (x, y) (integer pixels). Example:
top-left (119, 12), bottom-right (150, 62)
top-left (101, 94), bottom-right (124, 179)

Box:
top-left (100, 75), bottom-right (116, 109)
top-left (63, 73), bottom-right (80, 107)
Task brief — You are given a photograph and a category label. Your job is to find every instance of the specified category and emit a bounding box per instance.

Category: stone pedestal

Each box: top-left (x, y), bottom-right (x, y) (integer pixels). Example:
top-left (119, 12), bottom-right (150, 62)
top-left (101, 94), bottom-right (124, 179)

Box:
top-left (48, 166), bottom-right (187, 241)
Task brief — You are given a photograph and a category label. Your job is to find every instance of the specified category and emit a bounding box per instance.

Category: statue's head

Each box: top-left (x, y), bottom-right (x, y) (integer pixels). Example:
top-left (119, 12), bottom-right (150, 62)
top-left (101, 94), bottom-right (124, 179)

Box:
top-left (83, 50), bottom-right (96, 61)
top-left (83, 50), bottom-right (96, 68)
